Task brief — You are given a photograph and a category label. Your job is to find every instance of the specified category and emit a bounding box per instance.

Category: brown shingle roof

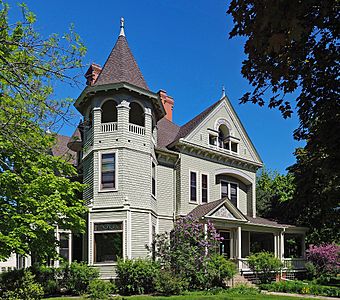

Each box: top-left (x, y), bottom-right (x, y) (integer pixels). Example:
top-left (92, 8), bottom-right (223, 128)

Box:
top-left (95, 36), bottom-right (148, 90)
top-left (171, 99), bottom-right (223, 144)
top-left (157, 117), bottom-right (180, 149)
top-left (189, 199), bottom-right (225, 219)
top-left (51, 134), bottom-right (76, 165)
top-left (246, 216), bottom-right (295, 228)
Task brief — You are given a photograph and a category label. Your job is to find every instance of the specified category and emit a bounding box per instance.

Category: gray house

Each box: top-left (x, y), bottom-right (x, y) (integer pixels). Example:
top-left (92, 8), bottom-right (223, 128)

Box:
top-left (0, 19), bottom-right (306, 277)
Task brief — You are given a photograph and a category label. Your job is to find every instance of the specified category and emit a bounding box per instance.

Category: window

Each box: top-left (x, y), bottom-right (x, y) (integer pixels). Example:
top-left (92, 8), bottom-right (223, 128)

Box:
top-left (231, 142), bottom-right (238, 153)
top-left (220, 181), bottom-right (238, 207)
top-left (101, 153), bottom-right (116, 190)
top-left (94, 222), bottom-right (123, 263)
top-left (152, 162), bottom-right (156, 197)
top-left (190, 171), bottom-right (197, 202)
top-left (59, 233), bottom-right (70, 262)
top-left (129, 102), bottom-right (145, 126)
top-left (201, 174), bottom-right (208, 203)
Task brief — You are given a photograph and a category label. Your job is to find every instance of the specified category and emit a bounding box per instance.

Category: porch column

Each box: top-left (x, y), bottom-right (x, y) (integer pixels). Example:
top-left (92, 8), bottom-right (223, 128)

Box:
top-left (280, 231), bottom-right (284, 261)
top-left (301, 233), bottom-right (306, 259)
top-left (274, 233), bottom-right (278, 258)
top-left (237, 226), bottom-right (242, 269)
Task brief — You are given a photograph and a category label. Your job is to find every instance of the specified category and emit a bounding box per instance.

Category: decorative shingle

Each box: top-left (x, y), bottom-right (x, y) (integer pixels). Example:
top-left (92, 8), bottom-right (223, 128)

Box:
top-left (95, 36), bottom-right (148, 90)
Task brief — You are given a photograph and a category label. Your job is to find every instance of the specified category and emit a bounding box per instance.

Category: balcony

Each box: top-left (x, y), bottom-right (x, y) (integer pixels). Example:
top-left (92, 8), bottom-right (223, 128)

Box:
top-left (129, 123), bottom-right (145, 135)
top-left (101, 122), bottom-right (117, 133)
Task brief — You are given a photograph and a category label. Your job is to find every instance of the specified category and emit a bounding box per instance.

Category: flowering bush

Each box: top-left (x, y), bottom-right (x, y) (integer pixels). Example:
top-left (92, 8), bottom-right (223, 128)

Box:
top-left (306, 244), bottom-right (340, 276)
top-left (152, 216), bottom-right (232, 289)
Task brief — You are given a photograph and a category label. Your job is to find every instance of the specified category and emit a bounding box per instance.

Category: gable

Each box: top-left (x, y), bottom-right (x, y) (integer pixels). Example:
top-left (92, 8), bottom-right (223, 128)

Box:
top-left (184, 97), bottom-right (262, 164)
top-left (210, 205), bottom-right (237, 220)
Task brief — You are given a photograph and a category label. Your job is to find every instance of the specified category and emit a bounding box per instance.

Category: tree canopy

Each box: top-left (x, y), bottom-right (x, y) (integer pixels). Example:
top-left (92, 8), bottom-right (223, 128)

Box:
top-left (228, 0), bottom-right (339, 244)
top-left (0, 1), bottom-right (87, 261)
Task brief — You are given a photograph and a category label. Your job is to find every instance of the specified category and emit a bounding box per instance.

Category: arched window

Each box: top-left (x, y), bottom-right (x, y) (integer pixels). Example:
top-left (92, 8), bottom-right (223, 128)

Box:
top-left (129, 102), bottom-right (145, 126)
top-left (218, 124), bottom-right (229, 149)
top-left (101, 100), bottom-right (117, 123)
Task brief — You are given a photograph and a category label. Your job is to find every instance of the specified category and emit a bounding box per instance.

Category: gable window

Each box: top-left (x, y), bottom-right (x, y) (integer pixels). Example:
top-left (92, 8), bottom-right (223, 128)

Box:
top-left (101, 153), bottom-right (116, 190)
top-left (94, 222), bottom-right (123, 263)
top-left (220, 180), bottom-right (238, 207)
top-left (190, 171), bottom-right (197, 202)
top-left (152, 161), bottom-right (156, 197)
top-left (201, 174), bottom-right (208, 203)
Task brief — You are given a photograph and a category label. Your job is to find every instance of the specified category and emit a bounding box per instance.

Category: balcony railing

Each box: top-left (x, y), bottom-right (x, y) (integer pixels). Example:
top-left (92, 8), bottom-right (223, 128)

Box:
top-left (283, 258), bottom-right (306, 270)
top-left (101, 122), bottom-right (118, 133)
top-left (129, 123), bottom-right (145, 135)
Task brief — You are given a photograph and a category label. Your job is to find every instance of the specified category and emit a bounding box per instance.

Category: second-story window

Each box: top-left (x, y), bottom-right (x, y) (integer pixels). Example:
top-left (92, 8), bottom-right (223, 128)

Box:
top-left (101, 153), bottom-right (116, 190)
top-left (220, 180), bottom-right (238, 207)
top-left (190, 171), bottom-right (197, 202)
top-left (201, 174), bottom-right (208, 203)
top-left (152, 162), bottom-right (156, 197)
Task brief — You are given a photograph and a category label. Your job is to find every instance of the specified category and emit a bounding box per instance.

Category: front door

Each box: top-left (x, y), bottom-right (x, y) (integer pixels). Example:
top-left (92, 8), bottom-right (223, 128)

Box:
top-left (219, 231), bottom-right (231, 258)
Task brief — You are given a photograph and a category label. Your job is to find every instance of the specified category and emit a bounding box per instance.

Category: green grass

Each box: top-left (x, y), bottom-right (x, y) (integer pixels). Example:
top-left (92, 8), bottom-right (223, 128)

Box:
top-left (46, 293), bottom-right (318, 300)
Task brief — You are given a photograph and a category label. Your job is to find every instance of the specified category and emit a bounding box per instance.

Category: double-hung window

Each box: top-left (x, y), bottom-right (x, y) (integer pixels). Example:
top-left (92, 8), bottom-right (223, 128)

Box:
top-left (152, 162), bottom-right (156, 197)
top-left (201, 174), bottom-right (208, 203)
top-left (101, 153), bottom-right (116, 190)
top-left (94, 222), bottom-right (123, 263)
top-left (190, 171), bottom-right (197, 202)
top-left (221, 181), bottom-right (238, 207)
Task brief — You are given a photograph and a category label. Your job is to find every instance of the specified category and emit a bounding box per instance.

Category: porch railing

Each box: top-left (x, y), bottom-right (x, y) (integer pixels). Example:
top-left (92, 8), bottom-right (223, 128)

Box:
top-left (129, 123), bottom-right (145, 135)
top-left (283, 258), bottom-right (306, 270)
top-left (101, 122), bottom-right (118, 133)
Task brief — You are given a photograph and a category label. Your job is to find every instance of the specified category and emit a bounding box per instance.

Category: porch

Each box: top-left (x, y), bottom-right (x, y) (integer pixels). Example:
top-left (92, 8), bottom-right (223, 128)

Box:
top-left (216, 225), bottom-right (307, 273)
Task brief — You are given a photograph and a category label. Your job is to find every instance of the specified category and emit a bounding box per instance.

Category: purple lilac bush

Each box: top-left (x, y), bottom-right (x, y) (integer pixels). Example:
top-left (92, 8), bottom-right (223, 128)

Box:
top-left (306, 244), bottom-right (340, 275)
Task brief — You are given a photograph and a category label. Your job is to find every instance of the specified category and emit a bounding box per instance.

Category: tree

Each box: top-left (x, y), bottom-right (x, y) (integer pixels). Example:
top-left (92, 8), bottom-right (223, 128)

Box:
top-left (0, 1), bottom-right (87, 261)
top-left (227, 1), bottom-right (339, 243)
top-left (256, 168), bottom-right (295, 219)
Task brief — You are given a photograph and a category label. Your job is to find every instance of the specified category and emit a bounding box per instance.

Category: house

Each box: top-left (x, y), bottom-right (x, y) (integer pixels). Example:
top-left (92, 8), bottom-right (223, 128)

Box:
top-left (0, 18), bottom-right (307, 278)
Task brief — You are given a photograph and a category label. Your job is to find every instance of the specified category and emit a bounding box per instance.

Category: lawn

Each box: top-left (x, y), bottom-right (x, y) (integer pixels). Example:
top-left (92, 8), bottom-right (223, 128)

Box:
top-left (46, 293), bottom-right (318, 300)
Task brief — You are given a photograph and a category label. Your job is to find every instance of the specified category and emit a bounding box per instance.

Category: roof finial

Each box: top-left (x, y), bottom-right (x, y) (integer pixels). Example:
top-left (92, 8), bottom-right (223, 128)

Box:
top-left (221, 85), bottom-right (226, 98)
top-left (119, 17), bottom-right (125, 37)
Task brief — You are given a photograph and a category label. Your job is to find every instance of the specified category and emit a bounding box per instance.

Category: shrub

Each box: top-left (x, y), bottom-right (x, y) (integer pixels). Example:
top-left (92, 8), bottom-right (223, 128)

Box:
top-left (247, 251), bottom-right (282, 284)
top-left (305, 261), bottom-right (317, 280)
top-left (226, 284), bottom-right (260, 295)
top-left (261, 280), bottom-right (340, 297)
top-left (306, 244), bottom-right (340, 276)
top-left (205, 254), bottom-right (237, 288)
top-left (116, 258), bottom-right (160, 295)
top-left (30, 264), bottom-right (60, 296)
top-left (155, 269), bottom-right (189, 295)
top-left (0, 269), bottom-right (44, 300)
top-left (61, 262), bottom-right (99, 295)
top-left (87, 279), bottom-right (116, 300)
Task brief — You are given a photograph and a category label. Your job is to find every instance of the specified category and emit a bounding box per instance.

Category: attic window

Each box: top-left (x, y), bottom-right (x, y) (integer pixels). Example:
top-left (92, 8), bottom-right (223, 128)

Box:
top-left (209, 124), bottom-right (239, 154)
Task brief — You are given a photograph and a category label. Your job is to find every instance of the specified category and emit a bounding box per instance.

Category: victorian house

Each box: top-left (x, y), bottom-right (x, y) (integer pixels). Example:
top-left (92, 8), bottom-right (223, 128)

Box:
top-left (0, 19), bottom-right (307, 278)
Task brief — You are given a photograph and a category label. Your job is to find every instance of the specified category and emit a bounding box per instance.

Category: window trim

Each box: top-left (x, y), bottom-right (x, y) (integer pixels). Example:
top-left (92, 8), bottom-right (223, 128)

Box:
top-left (220, 180), bottom-right (239, 208)
top-left (201, 173), bottom-right (209, 204)
top-left (92, 220), bottom-right (125, 265)
top-left (189, 170), bottom-right (198, 202)
top-left (99, 150), bottom-right (118, 192)
top-left (151, 159), bottom-right (157, 198)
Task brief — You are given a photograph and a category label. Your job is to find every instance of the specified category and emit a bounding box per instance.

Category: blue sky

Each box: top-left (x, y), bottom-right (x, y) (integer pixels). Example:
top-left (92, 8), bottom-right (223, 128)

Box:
top-left (7, 0), bottom-right (303, 174)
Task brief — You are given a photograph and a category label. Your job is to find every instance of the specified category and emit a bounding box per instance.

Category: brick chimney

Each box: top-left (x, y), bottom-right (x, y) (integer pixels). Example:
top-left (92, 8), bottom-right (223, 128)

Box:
top-left (85, 63), bottom-right (102, 86)
top-left (158, 90), bottom-right (174, 121)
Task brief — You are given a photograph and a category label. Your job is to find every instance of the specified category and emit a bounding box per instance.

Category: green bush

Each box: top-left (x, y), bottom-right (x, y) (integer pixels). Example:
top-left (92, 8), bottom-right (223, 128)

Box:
top-left (226, 284), bottom-right (260, 295)
top-left (155, 269), bottom-right (189, 295)
top-left (30, 264), bottom-right (60, 295)
top-left (247, 251), bottom-right (282, 284)
top-left (87, 279), bottom-right (116, 300)
top-left (305, 261), bottom-right (317, 280)
top-left (116, 258), bottom-right (160, 295)
top-left (205, 254), bottom-right (237, 288)
top-left (61, 262), bottom-right (99, 295)
top-left (261, 280), bottom-right (340, 297)
top-left (0, 269), bottom-right (44, 300)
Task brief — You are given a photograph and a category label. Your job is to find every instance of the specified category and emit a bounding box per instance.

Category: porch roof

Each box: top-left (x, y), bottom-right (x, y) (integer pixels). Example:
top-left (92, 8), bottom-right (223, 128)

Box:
top-left (188, 198), bottom-right (306, 230)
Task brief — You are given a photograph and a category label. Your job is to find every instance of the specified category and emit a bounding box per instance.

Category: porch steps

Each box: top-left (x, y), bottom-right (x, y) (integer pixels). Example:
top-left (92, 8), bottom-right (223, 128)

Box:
top-left (226, 274), bottom-right (256, 288)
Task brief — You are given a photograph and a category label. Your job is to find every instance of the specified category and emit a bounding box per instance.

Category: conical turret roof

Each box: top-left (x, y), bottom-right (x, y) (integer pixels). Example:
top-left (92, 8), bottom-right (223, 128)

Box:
top-left (95, 21), bottom-right (148, 89)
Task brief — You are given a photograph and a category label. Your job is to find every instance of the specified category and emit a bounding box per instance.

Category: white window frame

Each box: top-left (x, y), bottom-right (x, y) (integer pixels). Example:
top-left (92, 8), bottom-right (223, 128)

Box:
top-left (92, 220), bottom-right (125, 265)
top-left (57, 230), bottom-right (72, 265)
top-left (151, 159), bottom-right (157, 198)
top-left (98, 150), bottom-right (118, 192)
top-left (201, 172), bottom-right (209, 204)
top-left (220, 180), bottom-right (239, 208)
top-left (189, 170), bottom-right (198, 203)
